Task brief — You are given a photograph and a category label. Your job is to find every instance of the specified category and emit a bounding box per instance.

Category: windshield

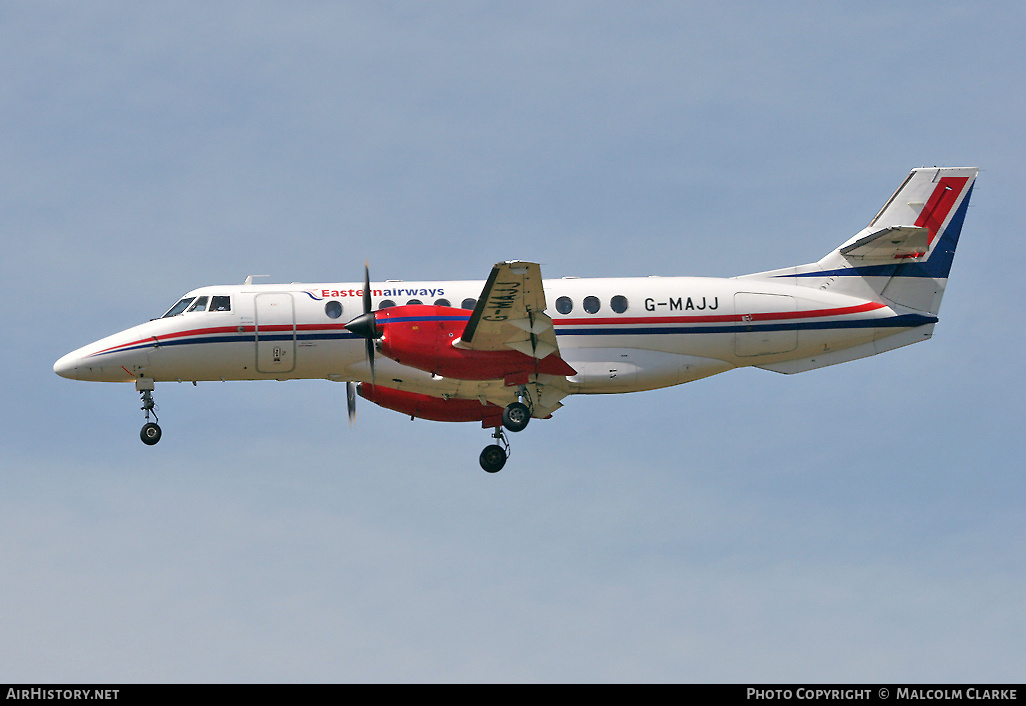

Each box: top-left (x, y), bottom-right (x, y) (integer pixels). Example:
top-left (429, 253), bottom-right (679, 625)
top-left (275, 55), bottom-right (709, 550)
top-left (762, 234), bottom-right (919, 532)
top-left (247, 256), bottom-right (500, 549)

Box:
top-left (162, 297), bottom-right (195, 318)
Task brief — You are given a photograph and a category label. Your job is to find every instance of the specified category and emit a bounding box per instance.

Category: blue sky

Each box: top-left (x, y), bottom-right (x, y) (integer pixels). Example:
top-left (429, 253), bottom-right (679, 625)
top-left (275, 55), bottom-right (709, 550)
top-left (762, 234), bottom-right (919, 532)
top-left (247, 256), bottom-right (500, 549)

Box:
top-left (2, 2), bottom-right (1024, 682)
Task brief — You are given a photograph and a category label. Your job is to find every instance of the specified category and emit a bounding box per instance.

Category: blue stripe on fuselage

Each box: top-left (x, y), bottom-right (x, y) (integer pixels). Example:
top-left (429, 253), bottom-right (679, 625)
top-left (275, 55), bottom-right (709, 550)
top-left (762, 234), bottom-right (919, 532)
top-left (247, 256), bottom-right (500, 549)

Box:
top-left (88, 314), bottom-right (934, 358)
top-left (556, 313), bottom-right (935, 336)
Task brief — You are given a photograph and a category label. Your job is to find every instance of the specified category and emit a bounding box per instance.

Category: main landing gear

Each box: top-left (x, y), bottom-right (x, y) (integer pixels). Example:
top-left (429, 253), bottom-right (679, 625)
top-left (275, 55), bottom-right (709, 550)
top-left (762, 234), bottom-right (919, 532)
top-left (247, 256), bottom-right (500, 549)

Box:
top-left (137, 379), bottom-right (161, 446)
top-left (501, 401), bottom-right (531, 432)
top-left (479, 427), bottom-right (509, 473)
top-left (478, 398), bottom-right (533, 473)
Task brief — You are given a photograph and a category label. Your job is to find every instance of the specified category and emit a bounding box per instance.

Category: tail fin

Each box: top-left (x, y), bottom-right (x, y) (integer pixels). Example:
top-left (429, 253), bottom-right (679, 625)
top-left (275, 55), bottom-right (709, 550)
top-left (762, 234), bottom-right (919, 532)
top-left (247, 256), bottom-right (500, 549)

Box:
top-left (742, 167), bottom-right (977, 315)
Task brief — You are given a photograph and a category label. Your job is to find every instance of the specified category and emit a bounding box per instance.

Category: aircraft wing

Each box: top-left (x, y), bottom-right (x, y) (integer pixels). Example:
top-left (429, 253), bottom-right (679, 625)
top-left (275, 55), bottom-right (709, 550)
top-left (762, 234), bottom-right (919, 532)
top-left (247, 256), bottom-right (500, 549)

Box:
top-left (346, 355), bottom-right (572, 419)
top-left (457, 261), bottom-right (563, 362)
top-left (348, 261), bottom-right (574, 420)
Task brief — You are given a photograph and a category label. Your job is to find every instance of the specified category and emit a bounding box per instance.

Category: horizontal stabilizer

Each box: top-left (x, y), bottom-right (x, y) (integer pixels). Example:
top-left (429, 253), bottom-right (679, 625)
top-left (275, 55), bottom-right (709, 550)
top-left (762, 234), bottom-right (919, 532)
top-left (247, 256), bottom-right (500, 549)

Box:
top-left (839, 225), bottom-right (930, 260)
top-left (739, 167), bottom-right (977, 316)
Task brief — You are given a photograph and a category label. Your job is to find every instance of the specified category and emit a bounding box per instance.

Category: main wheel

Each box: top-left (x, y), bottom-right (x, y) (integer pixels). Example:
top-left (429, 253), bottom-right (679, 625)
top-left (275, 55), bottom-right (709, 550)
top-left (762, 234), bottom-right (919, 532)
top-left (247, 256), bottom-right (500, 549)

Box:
top-left (502, 402), bottom-right (531, 432)
top-left (479, 444), bottom-right (507, 473)
top-left (140, 422), bottom-right (162, 446)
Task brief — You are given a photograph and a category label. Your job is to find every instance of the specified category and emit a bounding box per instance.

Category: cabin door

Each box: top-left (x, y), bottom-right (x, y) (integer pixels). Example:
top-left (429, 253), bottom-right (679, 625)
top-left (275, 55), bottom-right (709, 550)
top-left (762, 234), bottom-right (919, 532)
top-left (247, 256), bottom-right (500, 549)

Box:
top-left (255, 293), bottom-right (296, 373)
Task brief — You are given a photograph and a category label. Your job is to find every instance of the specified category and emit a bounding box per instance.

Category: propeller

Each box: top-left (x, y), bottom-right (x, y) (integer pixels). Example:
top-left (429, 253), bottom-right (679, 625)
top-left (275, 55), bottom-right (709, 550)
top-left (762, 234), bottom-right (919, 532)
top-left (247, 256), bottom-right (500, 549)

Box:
top-left (344, 261), bottom-right (381, 382)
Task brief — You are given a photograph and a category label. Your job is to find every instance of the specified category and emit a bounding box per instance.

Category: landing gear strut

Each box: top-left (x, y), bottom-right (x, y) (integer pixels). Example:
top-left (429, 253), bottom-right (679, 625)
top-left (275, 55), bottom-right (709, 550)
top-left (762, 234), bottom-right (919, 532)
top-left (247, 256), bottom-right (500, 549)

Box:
top-left (137, 379), bottom-right (161, 446)
top-left (479, 427), bottom-right (509, 473)
top-left (482, 389), bottom-right (535, 472)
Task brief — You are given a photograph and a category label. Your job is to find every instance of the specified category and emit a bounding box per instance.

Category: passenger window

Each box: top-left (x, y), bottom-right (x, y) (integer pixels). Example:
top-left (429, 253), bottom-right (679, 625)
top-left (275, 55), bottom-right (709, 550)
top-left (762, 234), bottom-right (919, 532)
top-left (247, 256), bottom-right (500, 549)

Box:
top-left (379, 300), bottom-right (396, 309)
top-left (210, 295), bottom-right (231, 312)
top-left (555, 296), bottom-right (573, 315)
top-left (406, 299), bottom-right (423, 306)
top-left (187, 296), bottom-right (209, 312)
top-left (583, 296), bottom-right (600, 314)
top-left (325, 301), bottom-right (343, 319)
top-left (434, 298), bottom-right (451, 307)
top-left (610, 295), bottom-right (628, 314)
top-left (461, 298), bottom-right (477, 310)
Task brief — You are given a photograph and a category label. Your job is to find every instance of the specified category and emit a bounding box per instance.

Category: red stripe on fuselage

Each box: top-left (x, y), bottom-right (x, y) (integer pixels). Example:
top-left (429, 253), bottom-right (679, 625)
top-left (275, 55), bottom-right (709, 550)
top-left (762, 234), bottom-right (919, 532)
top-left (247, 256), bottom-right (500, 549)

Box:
top-left (86, 325), bottom-right (244, 357)
top-left (86, 322), bottom-right (356, 357)
top-left (555, 301), bottom-right (887, 327)
top-left (88, 302), bottom-right (894, 357)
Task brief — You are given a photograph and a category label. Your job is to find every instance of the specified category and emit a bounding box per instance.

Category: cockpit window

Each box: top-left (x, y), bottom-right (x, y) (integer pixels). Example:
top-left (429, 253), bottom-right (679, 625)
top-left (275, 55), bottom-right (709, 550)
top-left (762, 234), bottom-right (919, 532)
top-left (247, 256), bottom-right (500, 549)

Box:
top-left (162, 297), bottom-right (195, 317)
top-left (186, 296), bottom-right (209, 312)
top-left (210, 295), bottom-right (231, 312)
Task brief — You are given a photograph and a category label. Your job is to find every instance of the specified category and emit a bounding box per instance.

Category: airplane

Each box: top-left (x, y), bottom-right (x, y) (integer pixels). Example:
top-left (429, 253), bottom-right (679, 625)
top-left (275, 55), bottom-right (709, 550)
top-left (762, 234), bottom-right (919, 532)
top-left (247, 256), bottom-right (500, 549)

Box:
top-left (54, 167), bottom-right (977, 473)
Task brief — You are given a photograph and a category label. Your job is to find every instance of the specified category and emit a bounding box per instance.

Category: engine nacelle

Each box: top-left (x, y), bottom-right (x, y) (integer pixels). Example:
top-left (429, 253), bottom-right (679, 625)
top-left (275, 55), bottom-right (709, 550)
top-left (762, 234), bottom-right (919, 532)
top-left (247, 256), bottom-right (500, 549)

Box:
top-left (374, 305), bottom-right (574, 381)
top-left (357, 383), bottom-right (503, 426)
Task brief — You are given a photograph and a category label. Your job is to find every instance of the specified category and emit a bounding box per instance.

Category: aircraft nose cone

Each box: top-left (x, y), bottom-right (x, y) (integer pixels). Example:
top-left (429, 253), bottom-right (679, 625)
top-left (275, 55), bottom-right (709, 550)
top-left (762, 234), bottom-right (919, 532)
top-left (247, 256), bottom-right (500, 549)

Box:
top-left (53, 352), bottom-right (79, 380)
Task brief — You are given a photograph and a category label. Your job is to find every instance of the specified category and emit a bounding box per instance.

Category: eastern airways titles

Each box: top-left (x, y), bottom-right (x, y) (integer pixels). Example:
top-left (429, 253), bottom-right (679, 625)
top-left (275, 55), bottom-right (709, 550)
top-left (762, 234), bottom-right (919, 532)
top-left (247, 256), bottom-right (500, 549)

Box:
top-left (316, 287), bottom-right (446, 299)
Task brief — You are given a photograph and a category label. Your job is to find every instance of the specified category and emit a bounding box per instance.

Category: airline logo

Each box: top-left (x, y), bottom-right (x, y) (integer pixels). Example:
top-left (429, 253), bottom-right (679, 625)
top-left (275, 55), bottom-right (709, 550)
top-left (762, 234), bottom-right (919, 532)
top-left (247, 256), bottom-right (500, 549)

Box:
top-left (307, 287), bottom-right (447, 300)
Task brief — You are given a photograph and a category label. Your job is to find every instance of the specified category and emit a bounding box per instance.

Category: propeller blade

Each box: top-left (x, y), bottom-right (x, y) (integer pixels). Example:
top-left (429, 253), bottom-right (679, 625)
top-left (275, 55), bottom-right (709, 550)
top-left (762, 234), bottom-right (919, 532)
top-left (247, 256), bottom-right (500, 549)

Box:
top-left (366, 337), bottom-right (376, 382)
top-left (363, 261), bottom-right (372, 317)
top-left (342, 261), bottom-right (380, 384)
top-left (347, 381), bottom-right (357, 425)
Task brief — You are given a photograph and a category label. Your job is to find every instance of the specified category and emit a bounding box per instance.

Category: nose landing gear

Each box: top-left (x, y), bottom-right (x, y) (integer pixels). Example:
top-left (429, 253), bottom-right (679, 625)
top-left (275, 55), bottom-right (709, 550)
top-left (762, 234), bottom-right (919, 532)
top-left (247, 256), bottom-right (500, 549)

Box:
top-left (140, 419), bottom-right (161, 445)
top-left (136, 379), bottom-right (161, 446)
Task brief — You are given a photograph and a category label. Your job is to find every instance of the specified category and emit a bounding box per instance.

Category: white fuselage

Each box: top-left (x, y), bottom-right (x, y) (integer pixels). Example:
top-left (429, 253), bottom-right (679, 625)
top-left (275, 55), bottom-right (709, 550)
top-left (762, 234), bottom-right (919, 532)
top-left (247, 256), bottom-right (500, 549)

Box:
top-left (53, 274), bottom-right (929, 398)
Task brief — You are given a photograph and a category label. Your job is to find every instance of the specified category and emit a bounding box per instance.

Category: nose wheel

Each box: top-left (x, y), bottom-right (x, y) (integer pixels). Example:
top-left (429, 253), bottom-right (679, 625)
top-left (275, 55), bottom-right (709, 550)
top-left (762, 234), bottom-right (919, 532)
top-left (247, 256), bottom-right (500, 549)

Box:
top-left (137, 381), bottom-right (161, 446)
top-left (140, 421), bottom-right (162, 445)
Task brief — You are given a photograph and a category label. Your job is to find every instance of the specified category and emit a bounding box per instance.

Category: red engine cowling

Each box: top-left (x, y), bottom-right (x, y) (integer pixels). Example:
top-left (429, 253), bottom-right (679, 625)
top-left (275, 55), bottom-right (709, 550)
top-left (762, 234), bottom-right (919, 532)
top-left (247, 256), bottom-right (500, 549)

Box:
top-left (358, 383), bottom-right (503, 426)
top-left (374, 305), bottom-right (575, 381)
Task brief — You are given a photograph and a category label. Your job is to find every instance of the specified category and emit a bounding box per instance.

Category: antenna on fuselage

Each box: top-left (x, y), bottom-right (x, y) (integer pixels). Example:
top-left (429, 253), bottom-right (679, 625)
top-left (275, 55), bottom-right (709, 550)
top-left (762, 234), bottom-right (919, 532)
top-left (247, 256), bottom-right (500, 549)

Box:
top-left (243, 275), bottom-right (269, 285)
